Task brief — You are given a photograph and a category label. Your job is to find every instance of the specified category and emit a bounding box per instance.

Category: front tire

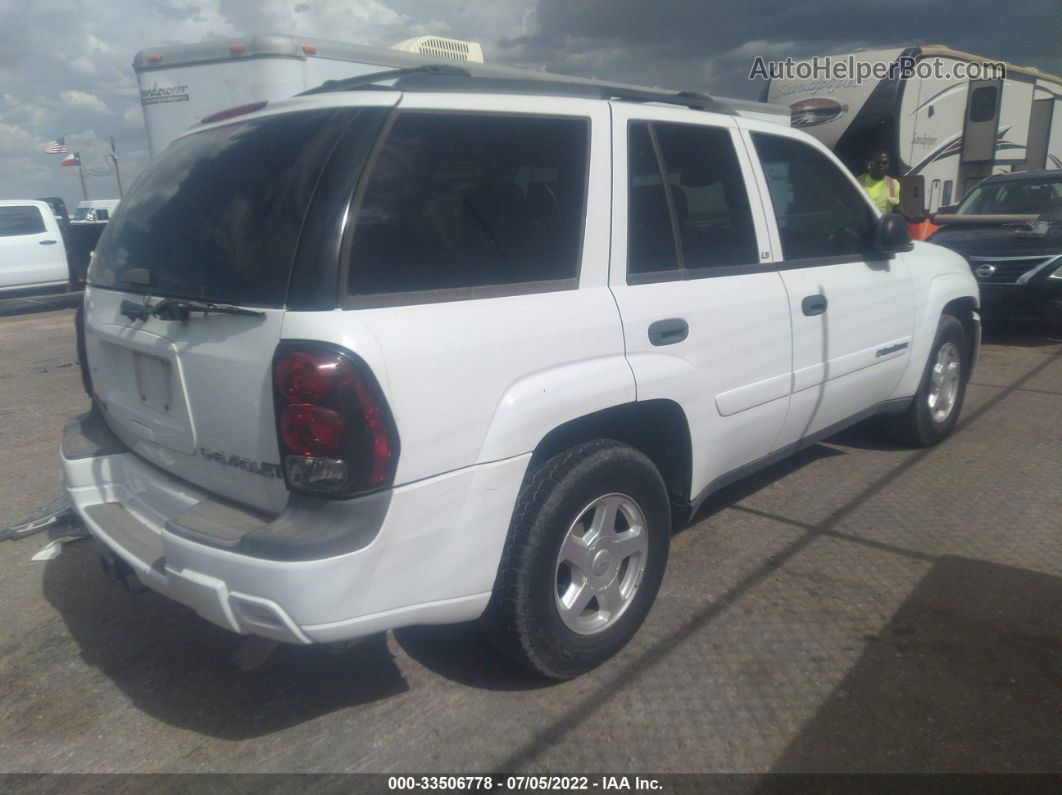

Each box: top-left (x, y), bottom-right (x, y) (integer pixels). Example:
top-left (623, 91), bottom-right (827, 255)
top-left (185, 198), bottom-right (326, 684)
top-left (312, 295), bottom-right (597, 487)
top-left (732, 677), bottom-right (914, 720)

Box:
top-left (881, 314), bottom-right (969, 447)
top-left (484, 440), bottom-right (671, 680)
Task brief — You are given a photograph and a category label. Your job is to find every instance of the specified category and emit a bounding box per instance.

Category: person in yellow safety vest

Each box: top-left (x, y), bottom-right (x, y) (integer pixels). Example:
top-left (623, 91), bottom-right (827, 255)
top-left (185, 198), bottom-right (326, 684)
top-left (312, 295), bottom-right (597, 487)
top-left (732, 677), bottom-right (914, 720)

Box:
top-left (858, 149), bottom-right (902, 214)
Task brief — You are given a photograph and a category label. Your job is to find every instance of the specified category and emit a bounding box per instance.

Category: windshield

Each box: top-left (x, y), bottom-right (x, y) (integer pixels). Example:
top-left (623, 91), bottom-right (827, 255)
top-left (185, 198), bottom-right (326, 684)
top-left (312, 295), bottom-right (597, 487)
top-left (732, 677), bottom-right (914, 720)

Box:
top-left (957, 177), bottom-right (1062, 216)
top-left (89, 108), bottom-right (356, 307)
top-left (74, 208), bottom-right (91, 221)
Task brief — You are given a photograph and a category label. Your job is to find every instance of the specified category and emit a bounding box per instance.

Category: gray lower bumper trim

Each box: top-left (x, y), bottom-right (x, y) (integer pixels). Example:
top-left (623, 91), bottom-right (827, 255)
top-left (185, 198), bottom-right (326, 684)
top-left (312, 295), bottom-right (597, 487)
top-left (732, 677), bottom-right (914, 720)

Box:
top-left (166, 490), bottom-right (392, 562)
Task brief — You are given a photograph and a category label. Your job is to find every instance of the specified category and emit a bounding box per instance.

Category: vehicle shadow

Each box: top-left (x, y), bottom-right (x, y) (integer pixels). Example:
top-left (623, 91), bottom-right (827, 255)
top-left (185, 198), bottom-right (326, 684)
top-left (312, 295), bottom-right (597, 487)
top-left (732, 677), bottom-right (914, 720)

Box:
top-left (685, 443), bottom-right (847, 530)
top-left (757, 556), bottom-right (1062, 776)
top-left (392, 623), bottom-right (554, 692)
top-left (981, 317), bottom-right (1062, 348)
top-left (0, 290), bottom-right (81, 318)
top-left (39, 546), bottom-right (408, 740)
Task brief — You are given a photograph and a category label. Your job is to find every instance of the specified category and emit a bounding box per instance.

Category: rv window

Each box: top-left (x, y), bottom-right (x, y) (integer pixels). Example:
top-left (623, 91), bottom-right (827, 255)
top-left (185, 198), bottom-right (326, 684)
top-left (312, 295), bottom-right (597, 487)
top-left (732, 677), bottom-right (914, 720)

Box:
top-left (627, 122), bottom-right (681, 277)
top-left (346, 112), bottom-right (589, 298)
top-left (751, 133), bottom-right (876, 262)
top-left (969, 86), bottom-right (998, 123)
top-left (653, 123), bottom-right (759, 273)
top-left (0, 205), bottom-right (46, 237)
top-left (942, 181), bottom-right (953, 207)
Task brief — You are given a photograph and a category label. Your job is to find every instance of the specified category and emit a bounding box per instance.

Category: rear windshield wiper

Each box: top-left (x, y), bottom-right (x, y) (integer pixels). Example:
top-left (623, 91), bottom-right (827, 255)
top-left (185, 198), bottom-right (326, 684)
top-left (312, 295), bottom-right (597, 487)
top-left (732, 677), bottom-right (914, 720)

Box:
top-left (151, 298), bottom-right (265, 321)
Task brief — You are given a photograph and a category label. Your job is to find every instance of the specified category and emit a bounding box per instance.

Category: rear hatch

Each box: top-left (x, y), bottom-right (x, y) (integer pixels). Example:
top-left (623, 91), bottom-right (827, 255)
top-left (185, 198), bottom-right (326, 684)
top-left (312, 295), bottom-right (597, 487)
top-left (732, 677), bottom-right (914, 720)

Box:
top-left (84, 105), bottom-right (370, 513)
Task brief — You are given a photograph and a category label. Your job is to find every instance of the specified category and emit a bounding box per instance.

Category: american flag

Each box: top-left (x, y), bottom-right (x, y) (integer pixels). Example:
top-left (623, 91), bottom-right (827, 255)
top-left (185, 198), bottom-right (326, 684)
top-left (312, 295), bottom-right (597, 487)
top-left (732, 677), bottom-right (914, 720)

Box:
top-left (43, 137), bottom-right (69, 154)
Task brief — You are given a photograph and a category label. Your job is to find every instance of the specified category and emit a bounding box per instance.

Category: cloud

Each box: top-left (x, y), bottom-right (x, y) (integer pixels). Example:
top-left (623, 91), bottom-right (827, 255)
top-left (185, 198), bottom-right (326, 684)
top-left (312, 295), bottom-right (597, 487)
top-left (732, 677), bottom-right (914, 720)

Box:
top-left (1, 0), bottom-right (1059, 209)
top-left (60, 90), bottom-right (109, 113)
top-left (122, 105), bottom-right (143, 127)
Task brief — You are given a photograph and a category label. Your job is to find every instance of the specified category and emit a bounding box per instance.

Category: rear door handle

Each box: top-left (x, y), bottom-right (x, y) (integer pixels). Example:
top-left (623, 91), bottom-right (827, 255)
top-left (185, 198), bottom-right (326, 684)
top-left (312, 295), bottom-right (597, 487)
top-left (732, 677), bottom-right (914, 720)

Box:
top-left (39, 239), bottom-right (58, 245)
top-left (801, 294), bottom-right (828, 316)
top-left (648, 318), bottom-right (689, 346)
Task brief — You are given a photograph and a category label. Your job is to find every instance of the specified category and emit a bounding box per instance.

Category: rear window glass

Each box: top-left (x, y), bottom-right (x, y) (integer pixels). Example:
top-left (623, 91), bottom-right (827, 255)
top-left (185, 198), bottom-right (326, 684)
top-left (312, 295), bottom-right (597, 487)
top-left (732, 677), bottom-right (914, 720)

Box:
top-left (89, 109), bottom-right (354, 307)
top-left (0, 205), bottom-right (46, 237)
top-left (346, 112), bottom-right (588, 298)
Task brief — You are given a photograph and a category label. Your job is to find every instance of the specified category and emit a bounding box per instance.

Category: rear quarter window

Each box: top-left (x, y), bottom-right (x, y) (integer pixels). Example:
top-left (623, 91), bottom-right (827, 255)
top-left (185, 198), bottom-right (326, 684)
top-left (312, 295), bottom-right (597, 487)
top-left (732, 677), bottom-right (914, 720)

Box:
top-left (344, 111), bottom-right (589, 304)
top-left (0, 205), bottom-right (46, 237)
top-left (89, 109), bottom-right (357, 307)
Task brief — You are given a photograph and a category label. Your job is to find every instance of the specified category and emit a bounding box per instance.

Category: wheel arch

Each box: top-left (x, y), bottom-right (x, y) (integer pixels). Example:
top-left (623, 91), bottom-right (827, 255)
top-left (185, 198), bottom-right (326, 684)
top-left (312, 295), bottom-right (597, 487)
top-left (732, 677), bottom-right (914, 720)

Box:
top-left (891, 271), bottom-right (980, 399)
top-left (528, 399), bottom-right (693, 506)
top-left (941, 295), bottom-right (980, 372)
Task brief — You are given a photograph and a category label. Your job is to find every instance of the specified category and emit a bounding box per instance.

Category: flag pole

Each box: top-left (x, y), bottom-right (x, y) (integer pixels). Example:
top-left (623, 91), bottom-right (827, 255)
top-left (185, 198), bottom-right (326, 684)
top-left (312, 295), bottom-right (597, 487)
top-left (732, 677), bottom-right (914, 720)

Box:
top-left (77, 152), bottom-right (89, 200)
top-left (109, 137), bottom-right (124, 197)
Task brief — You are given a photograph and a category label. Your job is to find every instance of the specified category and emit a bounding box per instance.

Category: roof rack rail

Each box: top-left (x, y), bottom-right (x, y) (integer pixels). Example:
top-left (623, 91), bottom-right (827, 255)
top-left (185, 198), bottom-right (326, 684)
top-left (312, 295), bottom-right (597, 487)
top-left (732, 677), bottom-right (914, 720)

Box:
top-left (298, 64), bottom-right (470, 95)
top-left (299, 64), bottom-right (733, 114)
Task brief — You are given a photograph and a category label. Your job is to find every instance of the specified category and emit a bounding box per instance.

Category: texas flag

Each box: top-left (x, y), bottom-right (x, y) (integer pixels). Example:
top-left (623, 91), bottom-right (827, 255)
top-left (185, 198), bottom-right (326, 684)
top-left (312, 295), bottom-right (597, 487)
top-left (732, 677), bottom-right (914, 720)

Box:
top-left (61, 152), bottom-right (81, 167)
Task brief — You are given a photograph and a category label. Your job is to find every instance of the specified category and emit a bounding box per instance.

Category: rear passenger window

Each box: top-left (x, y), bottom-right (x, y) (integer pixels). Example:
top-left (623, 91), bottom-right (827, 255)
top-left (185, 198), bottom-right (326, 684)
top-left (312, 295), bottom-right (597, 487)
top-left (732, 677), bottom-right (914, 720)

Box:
top-left (0, 205), bottom-right (46, 237)
top-left (751, 133), bottom-right (876, 261)
top-left (627, 121), bottom-right (759, 281)
top-left (347, 113), bottom-right (588, 299)
top-left (654, 124), bottom-right (759, 271)
top-left (628, 123), bottom-right (680, 276)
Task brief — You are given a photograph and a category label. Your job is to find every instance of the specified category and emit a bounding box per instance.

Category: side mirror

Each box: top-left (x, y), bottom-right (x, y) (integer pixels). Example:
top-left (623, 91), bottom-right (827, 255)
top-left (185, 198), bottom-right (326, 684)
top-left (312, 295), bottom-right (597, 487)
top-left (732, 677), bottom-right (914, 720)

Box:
top-left (875, 213), bottom-right (912, 254)
top-left (937, 203), bottom-right (959, 215)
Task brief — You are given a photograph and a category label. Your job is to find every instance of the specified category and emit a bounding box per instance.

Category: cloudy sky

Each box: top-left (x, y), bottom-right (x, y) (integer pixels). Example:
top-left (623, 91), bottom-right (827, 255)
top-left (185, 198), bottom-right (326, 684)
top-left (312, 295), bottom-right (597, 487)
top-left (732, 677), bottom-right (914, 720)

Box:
top-left (1, 0), bottom-right (1060, 208)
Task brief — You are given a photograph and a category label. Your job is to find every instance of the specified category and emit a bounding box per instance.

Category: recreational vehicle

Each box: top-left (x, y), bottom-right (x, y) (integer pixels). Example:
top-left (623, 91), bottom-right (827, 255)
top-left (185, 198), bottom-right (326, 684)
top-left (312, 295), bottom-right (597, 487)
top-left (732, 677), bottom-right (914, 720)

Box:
top-left (764, 46), bottom-right (1062, 213)
top-left (133, 34), bottom-right (789, 156)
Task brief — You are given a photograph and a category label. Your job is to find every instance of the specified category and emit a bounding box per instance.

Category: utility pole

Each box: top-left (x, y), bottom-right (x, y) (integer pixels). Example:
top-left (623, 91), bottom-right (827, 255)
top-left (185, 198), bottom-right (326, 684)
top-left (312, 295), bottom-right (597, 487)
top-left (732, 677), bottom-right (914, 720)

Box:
top-left (108, 137), bottom-right (124, 197)
top-left (76, 153), bottom-right (89, 200)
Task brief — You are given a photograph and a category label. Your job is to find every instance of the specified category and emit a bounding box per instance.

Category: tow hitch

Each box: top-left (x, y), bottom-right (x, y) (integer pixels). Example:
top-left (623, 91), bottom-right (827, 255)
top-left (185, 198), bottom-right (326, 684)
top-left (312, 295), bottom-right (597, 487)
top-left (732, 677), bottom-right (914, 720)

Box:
top-left (99, 551), bottom-right (147, 593)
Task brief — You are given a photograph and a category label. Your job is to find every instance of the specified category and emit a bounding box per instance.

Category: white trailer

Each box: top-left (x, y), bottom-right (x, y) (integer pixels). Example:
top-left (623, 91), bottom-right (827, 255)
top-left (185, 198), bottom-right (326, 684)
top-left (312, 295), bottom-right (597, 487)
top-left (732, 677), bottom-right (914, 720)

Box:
top-left (764, 45), bottom-right (1062, 213)
top-left (134, 33), bottom-right (789, 157)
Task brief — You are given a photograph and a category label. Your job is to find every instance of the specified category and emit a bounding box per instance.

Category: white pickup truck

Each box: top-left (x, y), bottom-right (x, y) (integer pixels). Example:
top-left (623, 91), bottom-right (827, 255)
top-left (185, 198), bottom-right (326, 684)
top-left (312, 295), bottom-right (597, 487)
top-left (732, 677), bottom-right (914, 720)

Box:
top-left (0, 200), bottom-right (71, 295)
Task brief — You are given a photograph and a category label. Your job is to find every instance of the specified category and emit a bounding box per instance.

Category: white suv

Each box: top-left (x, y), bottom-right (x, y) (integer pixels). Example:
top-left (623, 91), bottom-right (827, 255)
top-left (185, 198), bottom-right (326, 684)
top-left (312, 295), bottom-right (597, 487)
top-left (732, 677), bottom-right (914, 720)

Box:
top-left (62, 69), bottom-right (980, 679)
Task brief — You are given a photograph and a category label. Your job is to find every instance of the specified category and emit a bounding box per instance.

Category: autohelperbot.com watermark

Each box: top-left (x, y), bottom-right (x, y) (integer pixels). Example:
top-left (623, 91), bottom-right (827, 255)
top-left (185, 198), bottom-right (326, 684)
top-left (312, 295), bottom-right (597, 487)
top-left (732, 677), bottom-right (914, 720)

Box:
top-left (749, 54), bottom-right (1007, 85)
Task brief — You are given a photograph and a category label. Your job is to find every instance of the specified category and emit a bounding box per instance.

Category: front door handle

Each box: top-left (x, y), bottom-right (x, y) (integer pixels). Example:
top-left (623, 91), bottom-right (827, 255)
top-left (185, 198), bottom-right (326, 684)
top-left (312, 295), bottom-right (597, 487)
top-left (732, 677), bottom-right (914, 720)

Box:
top-left (801, 294), bottom-right (828, 316)
top-left (39, 239), bottom-right (58, 245)
top-left (648, 317), bottom-right (689, 346)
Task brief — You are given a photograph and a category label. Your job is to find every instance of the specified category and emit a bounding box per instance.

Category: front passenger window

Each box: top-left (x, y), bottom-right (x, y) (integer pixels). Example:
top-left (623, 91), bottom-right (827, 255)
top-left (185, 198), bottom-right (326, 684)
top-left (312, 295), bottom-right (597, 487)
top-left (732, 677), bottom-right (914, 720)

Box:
top-left (751, 133), bottom-right (876, 261)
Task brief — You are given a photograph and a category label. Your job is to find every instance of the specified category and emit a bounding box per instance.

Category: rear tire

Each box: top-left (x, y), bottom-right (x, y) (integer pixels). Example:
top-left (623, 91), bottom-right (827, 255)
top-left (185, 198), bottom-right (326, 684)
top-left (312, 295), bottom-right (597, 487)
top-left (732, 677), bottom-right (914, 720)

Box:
top-left (484, 440), bottom-right (671, 680)
top-left (880, 314), bottom-right (969, 447)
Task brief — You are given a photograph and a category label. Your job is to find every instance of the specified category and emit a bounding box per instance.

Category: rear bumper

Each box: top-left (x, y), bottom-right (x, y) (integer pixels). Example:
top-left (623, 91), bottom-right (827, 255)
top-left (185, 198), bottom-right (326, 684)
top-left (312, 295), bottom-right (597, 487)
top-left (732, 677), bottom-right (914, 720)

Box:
top-left (60, 411), bottom-right (528, 644)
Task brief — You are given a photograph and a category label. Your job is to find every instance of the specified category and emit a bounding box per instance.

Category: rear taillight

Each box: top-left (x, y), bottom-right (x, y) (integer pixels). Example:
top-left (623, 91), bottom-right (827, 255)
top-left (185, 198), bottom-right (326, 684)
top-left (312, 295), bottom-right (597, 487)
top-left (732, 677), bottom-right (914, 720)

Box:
top-left (273, 343), bottom-right (399, 497)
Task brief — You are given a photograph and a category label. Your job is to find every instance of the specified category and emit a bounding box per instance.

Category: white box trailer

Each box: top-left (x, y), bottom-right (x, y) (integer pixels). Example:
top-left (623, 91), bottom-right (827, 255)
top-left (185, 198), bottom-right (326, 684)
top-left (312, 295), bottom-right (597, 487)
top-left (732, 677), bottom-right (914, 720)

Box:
top-left (764, 45), bottom-right (1062, 213)
top-left (134, 33), bottom-right (789, 157)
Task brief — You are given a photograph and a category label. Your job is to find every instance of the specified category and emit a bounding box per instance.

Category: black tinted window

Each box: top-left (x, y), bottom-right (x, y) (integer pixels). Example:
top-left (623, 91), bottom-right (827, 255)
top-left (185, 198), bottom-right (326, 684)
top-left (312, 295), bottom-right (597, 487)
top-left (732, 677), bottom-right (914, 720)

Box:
top-left (90, 109), bottom-right (355, 307)
top-left (969, 86), bottom-right (998, 123)
top-left (628, 123), bottom-right (680, 275)
top-left (654, 123), bottom-right (758, 271)
top-left (0, 205), bottom-right (46, 237)
top-left (752, 133), bottom-right (876, 261)
top-left (347, 112), bottom-right (588, 297)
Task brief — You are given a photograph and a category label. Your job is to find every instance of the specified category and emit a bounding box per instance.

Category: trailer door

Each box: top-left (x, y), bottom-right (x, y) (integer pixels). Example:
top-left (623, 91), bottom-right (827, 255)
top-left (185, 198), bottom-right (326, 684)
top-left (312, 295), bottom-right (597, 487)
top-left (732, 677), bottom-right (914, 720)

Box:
top-left (959, 79), bottom-right (1002, 195)
top-left (1026, 99), bottom-right (1054, 171)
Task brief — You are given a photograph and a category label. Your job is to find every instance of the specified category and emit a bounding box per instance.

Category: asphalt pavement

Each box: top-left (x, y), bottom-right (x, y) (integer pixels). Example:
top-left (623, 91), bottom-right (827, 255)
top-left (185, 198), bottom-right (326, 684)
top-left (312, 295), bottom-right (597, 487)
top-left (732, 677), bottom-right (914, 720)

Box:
top-left (0, 302), bottom-right (1059, 776)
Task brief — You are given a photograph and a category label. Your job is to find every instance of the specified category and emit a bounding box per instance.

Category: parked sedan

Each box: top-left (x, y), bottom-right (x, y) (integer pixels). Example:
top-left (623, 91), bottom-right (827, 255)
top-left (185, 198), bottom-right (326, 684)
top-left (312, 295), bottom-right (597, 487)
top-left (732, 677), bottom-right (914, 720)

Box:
top-left (929, 170), bottom-right (1062, 326)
